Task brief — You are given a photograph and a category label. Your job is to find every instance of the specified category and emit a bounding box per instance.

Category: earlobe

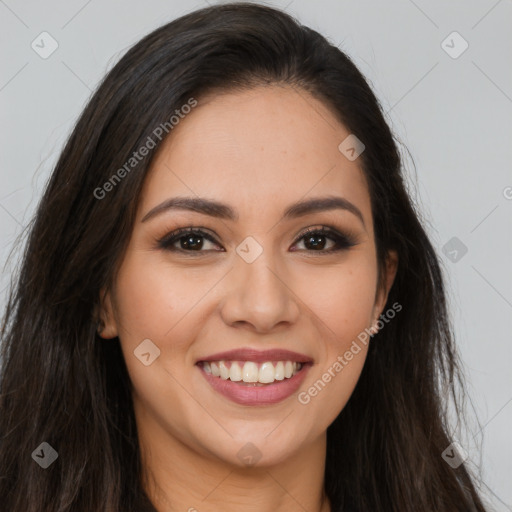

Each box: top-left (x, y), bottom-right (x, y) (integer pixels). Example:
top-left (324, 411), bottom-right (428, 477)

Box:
top-left (383, 249), bottom-right (399, 299)
top-left (372, 250), bottom-right (399, 329)
top-left (96, 287), bottom-right (118, 339)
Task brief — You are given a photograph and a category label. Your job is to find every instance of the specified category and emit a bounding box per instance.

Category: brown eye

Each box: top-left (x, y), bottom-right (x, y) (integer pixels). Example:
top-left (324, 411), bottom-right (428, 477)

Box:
top-left (292, 226), bottom-right (356, 253)
top-left (158, 228), bottom-right (223, 252)
top-left (157, 225), bottom-right (357, 255)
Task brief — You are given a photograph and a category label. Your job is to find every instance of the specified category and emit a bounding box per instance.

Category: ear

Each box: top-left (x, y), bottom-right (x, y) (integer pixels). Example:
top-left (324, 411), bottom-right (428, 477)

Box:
top-left (371, 249), bottom-right (398, 331)
top-left (96, 286), bottom-right (119, 339)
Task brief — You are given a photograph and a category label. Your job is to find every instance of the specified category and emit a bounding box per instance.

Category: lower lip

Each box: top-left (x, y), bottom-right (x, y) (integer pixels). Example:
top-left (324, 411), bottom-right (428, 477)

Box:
top-left (198, 364), bottom-right (310, 406)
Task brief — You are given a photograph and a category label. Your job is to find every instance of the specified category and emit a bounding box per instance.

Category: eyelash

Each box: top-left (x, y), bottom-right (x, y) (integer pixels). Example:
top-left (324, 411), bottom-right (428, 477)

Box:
top-left (156, 225), bottom-right (357, 255)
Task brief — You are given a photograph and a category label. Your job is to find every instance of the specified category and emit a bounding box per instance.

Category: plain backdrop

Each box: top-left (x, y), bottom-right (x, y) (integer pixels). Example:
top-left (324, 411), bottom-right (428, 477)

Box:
top-left (1, 0), bottom-right (511, 510)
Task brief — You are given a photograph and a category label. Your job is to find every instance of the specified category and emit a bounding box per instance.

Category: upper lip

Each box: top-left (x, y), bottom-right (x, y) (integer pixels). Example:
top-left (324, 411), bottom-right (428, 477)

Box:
top-left (196, 348), bottom-right (313, 364)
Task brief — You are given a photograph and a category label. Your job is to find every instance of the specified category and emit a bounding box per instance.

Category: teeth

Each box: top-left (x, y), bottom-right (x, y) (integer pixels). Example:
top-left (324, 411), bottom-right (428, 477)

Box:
top-left (229, 362), bottom-right (242, 382)
top-left (211, 362), bottom-right (220, 377)
top-left (242, 362), bottom-right (259, 382)
top-left (219, 361), bottom-right (229, 380)
top-left (285, 361), bottom-right (293, 378)
top-left (258, 362), bottom-right (275, 383)
top-left (274, 361), bottom-right (285, 381)
top-left (202, 360), bottom-right (304, 384)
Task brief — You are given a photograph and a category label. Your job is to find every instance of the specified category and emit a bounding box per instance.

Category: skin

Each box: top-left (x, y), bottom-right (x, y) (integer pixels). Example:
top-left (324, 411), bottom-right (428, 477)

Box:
top-left (99, 85), bottom-right (398, 512)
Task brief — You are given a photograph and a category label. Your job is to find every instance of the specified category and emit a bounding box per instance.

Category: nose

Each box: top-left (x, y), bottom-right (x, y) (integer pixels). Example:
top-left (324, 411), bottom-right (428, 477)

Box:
top-left (219, 244), bottom-right (300, 333)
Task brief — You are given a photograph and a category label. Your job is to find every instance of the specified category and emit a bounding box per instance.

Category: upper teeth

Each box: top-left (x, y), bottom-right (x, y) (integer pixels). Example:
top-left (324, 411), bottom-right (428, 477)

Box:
top-left (202, 361), bottom-right (302, 383)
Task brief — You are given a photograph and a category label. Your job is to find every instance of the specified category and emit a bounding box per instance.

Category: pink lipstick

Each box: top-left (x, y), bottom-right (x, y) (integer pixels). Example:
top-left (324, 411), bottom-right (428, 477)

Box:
top-left (196, 348), bottom-right (312, 406)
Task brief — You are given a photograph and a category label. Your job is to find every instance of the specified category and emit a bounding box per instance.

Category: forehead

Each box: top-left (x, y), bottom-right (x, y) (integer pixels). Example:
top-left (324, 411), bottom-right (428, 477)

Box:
top-left (138, 86), bottom-right (372, 225)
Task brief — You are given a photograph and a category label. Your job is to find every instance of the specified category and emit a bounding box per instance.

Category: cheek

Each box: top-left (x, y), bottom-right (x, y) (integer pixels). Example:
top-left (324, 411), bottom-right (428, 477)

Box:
top-left (293, 256), bottom-right (376, 419)
top-left (111, 256), bottom-right (207, 440)
top-left (111, 251), bottom-right (223, 388)
top-left (305, 348), bottom-right (368, 424)
top-left (293, 253), bottom-right (378, 342)
top-left (112, 251), bottom-right (208, 343)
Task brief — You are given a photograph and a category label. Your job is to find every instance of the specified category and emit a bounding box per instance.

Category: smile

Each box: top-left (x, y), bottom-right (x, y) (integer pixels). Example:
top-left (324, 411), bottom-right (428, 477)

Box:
top-left (196, 348), bottom-right (312, 406)
top-left (200, 360), bottom-right (303, 385)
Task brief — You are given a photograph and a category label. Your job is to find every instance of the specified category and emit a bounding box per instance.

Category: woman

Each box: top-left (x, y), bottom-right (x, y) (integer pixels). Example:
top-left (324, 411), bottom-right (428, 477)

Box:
top-left (0, 3), bottom-right (488, 511)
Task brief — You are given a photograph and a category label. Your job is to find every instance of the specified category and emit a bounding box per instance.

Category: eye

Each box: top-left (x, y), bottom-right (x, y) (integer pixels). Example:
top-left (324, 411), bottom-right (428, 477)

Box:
top-left (157, 227), bottom-right (223, 253)
top-left (291, 226), bottom-right (357, 253)
top-left (157, 225), bottom-right (357, 255)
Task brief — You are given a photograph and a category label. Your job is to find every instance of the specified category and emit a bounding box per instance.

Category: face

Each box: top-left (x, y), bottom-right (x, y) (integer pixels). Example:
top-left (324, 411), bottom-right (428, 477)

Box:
top-left (99, 85), bottom-right (397, 469)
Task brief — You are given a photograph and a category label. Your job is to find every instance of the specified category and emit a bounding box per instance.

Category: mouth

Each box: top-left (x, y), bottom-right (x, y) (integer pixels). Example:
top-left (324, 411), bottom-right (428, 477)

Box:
top-left (198, 360), bottom-right (306, 385)
top-left (196, 349), bottom-right (313, 405)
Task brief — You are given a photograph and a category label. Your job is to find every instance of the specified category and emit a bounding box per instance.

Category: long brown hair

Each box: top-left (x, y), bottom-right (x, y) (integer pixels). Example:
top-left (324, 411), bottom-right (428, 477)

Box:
top-left (0, 3), bottom-right (488, 510)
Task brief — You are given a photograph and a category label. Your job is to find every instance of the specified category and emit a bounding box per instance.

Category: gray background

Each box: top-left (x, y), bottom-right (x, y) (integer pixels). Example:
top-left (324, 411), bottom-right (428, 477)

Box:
top-left (1, 0), bottom-right (511, 509)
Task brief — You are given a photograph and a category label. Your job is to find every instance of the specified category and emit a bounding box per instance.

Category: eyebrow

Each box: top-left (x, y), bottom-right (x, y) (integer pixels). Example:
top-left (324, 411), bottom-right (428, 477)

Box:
top-left (141, 195), bottom-right (365, 227)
